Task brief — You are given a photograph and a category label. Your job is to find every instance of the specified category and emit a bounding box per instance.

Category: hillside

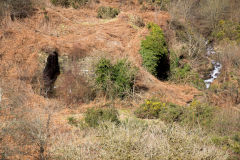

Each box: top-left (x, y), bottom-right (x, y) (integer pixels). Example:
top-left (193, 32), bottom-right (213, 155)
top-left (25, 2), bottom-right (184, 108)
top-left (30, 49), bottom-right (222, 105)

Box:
top-left (0, 0), bottom-right (240, 159)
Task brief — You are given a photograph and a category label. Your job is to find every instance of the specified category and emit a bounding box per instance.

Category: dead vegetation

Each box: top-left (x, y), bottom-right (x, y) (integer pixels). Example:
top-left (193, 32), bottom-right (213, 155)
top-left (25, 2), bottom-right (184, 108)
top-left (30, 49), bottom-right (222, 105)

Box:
top-left (1, 0), bottom-right (240, 159)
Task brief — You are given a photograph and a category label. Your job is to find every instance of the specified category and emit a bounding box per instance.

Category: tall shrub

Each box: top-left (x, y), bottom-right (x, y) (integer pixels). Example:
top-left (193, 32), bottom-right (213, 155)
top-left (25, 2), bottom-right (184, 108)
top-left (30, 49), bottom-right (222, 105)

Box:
top-left (95, 58), bottom-right (137, 99)
top-left (140, 22), bottom-right (170, 79)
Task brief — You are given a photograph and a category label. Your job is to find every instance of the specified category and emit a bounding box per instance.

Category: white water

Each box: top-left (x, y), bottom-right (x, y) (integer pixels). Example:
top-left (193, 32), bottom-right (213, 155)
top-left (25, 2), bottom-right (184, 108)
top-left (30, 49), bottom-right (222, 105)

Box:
top-left (204, 42), bottom-right (222, 89)
top-left (0, 88), bottom-right (2, 103)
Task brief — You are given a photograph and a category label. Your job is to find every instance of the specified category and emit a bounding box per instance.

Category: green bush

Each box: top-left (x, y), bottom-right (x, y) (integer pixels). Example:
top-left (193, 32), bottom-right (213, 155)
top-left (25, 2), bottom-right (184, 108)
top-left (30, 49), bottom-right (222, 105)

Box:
top-left (97, 6), bottom-right (120, 19)
top-left (95, 58), bottom-right (137, 99)
top-left (140, 22), bottom-right (169, 79)
top-left (135, 99), bottom-right (183, 121)
top-left (135, 99), bottom-right (164, 119)
top-left (84, 108), bottom-right (120, 127)
top-left (158, 103), bottom-right (184, 123)
top-left (135, 99), bottom-right (214, 127)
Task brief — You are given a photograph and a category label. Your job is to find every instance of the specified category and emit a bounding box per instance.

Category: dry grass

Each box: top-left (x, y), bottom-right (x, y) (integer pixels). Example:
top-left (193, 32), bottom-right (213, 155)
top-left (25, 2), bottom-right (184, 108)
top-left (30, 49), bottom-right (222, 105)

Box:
top-left (56, 71), bottom-right (95, 106)
top-left (49, 117), bottom-right (229, 160)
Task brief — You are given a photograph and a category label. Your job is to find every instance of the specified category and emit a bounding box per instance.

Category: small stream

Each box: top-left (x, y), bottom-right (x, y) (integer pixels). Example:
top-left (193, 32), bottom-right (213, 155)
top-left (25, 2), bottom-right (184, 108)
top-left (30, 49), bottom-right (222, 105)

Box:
top-left (0, 88), bottom-right (2, 103)
top-left (204, 41), bottom-right (222, 89)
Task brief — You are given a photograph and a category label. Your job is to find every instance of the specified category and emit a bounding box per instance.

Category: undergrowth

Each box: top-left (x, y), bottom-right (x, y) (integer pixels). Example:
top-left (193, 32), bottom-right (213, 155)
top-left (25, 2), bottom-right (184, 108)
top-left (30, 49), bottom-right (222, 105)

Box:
top-left (135, 98), bottom-right (240, 157)
top-left (135, 99), bottom-right (214, 127)
top-left (169, 51), bottom-right (205, 89)
top-left (52, 117), bottom-right (228, 159)
top-left (211, 20), bottom-right (240, 44)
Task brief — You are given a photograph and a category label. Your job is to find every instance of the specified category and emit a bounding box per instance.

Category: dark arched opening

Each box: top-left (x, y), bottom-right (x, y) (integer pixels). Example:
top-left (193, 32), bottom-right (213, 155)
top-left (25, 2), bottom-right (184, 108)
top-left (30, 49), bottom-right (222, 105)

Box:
top-left (42, 51), bottom-right (60, 97)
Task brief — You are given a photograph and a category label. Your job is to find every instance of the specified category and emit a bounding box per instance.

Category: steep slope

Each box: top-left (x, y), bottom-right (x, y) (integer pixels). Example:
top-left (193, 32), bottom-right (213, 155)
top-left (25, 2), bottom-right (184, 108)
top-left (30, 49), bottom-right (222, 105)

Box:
top-left (0, 3), bottom-right (199, 106)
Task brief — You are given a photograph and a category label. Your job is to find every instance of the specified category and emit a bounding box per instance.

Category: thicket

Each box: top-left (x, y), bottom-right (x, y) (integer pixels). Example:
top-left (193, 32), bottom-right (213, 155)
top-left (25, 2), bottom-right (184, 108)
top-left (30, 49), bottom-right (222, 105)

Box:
top-left (138, 0), bottom-right (170, 11)
top-left (140, 23), bottom-right (169, 79)
top-left (97, 6), bottom-right (120, 19)
top-left (0, 79), bottom-right (55, 160)
top-left (50, 0), bottom-right (70, 7)
top-left (95, 58), bottom-right (137, 99)
top-left (168, 0), bottom-right (240, 36)
top-left (135, 99), bottom-right (215, 127)
top-left (0, 0), bottom-right (34, 20)
top-left (135, 98), bottom-right (240, 133)
top-left (169, 51), bottom-right (205, 89)
top-left (50, 0), bottom-right (89, 8)
top-left (212, 20), bottom-right (240, 43)
top-left (52, 118), bottom-right (228, 159)
top-left (135, 98), bottom-right (240, 157)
